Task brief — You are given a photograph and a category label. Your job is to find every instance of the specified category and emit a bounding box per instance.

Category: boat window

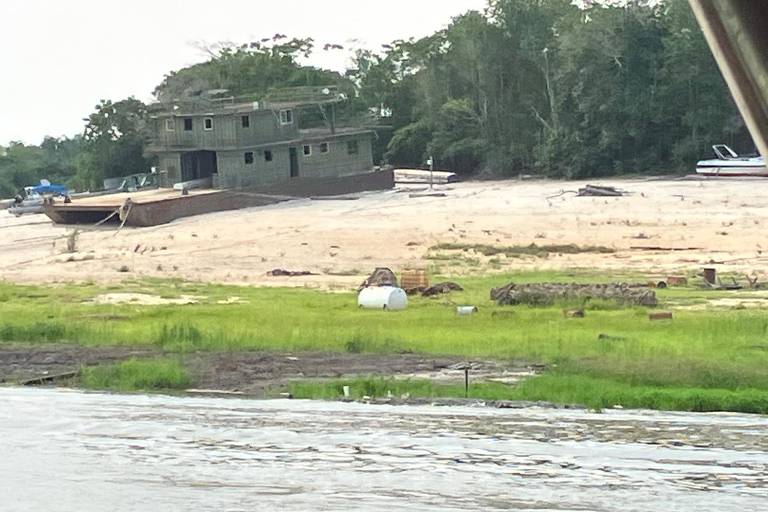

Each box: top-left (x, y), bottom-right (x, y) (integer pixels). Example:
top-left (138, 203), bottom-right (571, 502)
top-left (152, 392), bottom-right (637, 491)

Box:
top-left (183, 118), bottom-right (193, 131)
top-left (165, 118), bottom-right (175, 131)
top-left (320, 142), bottom-right (330, 154)
top-left (204, 118), bottom-right (214, 131)
top-left (713, 144), bottom-right (738, 160)
top-left (244, 152), bottom-right (254, 165)
top-left (347, 140), bottom-right (359, 155)
top-left (241, 115), bottom-right (250, 128)
top-left (303, 145), bottom-right (312, 157)
top-left (264, 150), bottom-right (273, 162)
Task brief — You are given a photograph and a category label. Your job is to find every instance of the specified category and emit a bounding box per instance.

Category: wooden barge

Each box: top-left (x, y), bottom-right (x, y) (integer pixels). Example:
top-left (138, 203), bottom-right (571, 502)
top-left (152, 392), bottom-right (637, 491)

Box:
top-left (44, 169), bottom-right (394, 227)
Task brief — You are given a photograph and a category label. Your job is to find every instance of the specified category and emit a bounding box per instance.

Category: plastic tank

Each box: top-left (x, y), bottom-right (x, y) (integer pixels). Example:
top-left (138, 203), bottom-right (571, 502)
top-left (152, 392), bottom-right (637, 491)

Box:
top-left (357, 286), bottom-right (408, 311)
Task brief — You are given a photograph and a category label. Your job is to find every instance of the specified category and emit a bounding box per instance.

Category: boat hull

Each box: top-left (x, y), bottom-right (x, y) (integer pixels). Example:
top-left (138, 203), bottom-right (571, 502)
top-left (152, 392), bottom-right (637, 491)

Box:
top-left (7, 205), bottom-right (45, 216)
top-left (696, 165), bottom-right (768, 177)
top-left (6, 197), bottom-right (45, 216)
top-left (696, 154), bottom-right (767, 177)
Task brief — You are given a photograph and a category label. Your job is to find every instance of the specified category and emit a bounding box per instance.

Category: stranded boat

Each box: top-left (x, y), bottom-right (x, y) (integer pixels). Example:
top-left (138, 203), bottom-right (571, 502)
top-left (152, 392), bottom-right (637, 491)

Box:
top-left (7, 180), bottom-right (70, 216)
top-left (696, 144), bottom-right (767, 177)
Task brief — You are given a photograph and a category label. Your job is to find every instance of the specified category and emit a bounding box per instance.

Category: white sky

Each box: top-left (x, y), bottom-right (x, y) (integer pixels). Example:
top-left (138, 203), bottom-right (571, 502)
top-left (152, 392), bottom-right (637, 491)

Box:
top-left (0, 0), bottom-right (487, 145)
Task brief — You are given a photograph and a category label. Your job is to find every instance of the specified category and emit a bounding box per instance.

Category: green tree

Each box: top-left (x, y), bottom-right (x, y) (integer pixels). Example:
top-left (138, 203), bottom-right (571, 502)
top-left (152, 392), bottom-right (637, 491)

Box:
top-left (540, 2), bottom-right (668, 176)
top-left (428, 99), bottom-right (484, 172)
top-left (74, 98), bottom-right (152, 190)
top-left (656, 0), bottom-right (750, 168)
top-left (155, 37), bottom-right (354, 102)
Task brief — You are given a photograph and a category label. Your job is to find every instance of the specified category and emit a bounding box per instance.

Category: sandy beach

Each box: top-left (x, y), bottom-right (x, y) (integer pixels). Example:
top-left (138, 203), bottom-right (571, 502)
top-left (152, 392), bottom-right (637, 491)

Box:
top-left (2, 177), bottom-right (767, 287)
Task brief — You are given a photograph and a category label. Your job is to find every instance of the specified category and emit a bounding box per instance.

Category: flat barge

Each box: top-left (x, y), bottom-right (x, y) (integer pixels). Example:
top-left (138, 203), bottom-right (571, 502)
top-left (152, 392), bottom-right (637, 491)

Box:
top-left (44, 169), bottom-right (394, 227)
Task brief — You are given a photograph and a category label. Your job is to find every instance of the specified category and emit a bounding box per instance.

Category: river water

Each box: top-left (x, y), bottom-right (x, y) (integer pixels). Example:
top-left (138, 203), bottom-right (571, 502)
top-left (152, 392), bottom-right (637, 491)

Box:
top-left (0, 388), bottom-right (766, 511)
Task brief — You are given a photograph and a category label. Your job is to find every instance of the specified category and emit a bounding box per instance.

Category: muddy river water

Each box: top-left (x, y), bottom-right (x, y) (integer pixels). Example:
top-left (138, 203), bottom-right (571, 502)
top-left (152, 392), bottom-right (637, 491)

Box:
top-left (1, 388), bottom-right (766, 511)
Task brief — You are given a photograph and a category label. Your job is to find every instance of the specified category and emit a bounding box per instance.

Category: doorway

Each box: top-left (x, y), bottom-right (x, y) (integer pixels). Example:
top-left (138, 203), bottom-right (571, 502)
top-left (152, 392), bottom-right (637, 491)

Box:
top-left (289, 147), bottom-right (300, 178)
top-left (181, 151), bottom-right (218, 182)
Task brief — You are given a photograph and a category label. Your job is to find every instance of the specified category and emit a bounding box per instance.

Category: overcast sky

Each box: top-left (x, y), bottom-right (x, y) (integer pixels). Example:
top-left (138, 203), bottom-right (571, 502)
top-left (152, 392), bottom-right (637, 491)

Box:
top-left (0, 0), bottom-right (486, 145)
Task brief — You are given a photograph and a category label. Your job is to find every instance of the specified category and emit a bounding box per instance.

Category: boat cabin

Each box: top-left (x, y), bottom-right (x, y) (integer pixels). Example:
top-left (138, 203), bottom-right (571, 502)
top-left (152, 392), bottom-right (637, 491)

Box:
top-left (147, 87), bottom-right (375, 190)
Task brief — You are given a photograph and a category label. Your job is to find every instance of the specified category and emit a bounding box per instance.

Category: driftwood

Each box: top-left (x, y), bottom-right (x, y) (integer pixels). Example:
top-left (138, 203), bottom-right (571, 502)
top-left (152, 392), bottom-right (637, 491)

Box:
top-left (630, 246), bottom-right (703, 252)
top-left (547, 184), bottom-right (629, 200)
top-left (578, 185), bottom-right (627, 197)
top-left (267, 269), bottom-right (316, 277)
top-left (422, 282), bottom-right (464, 297)
top-left (310, 196), bottom-right (360, 201)
top-left (20, 371), bottom-right (79, 386)
top-left (409, 193), bottom-right (448, 198)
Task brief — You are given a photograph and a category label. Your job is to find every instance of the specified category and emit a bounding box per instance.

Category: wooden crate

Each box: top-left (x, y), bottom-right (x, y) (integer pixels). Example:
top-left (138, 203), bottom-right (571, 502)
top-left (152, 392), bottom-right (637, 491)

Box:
top-left (401, 269), bottom-right (429, 290)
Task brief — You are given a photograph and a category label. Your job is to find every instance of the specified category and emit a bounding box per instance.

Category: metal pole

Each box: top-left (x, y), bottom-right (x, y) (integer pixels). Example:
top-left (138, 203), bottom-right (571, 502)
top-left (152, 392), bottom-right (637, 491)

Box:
top-left (429, 156), bottom-right (434, 191)
top-left (464, 368), bottom-right (469, 398)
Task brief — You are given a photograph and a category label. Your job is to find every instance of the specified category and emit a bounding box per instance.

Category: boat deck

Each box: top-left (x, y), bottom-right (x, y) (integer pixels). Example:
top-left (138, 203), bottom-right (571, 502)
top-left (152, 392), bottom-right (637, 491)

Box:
top-left (54, 188), bottom-right (218, 209)
top-left (44, 170), bottom-right (395, 227)
top-left (44, 188), bottom-right (282, 227)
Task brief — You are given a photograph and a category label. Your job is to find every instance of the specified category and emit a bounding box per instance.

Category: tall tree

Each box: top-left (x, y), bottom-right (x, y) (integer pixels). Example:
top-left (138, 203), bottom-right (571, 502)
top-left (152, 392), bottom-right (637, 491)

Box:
top-left (656, 0), bottom-right (750, 168)
top-left (155, 37), bottom-right (353, 102)
top-left (74, 98), bottom-right (152, 190)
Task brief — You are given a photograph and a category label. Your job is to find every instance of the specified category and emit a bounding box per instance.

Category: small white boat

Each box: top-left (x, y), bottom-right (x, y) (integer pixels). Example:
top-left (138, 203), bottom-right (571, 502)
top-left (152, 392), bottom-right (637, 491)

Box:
top-left (696, 144), bottom-right (767, 177)
top-left (8, 191), bottom-right (45, 216)
top-left (7, 180), bottom-right (70, 216)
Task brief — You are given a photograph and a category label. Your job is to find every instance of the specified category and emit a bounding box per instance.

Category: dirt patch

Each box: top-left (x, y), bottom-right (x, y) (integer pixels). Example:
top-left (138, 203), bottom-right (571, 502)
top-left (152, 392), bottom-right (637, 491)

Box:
top-left (679, 298), bottom-right (768, 310)
top-left (0, 344), bottom-right (534, 397)
top-left (216, 296), bottom-right (248, 305)
top-left (0, 345), bottom-right (161, 384)
top-left (88, 293), bottom-right (204, 306)
top-left (185, 352), bottom-right (531, 397)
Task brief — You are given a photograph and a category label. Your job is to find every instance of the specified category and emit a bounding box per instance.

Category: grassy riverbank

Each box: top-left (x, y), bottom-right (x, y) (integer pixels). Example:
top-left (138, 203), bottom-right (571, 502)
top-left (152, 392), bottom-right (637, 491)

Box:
top-left (289, 376), bottom-right (768, 414)
top-left (2, 272), bottom-right (767, 413)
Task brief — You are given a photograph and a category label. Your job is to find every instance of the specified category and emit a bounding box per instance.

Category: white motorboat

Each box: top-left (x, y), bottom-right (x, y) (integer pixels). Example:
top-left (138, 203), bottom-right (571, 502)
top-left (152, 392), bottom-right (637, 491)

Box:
top-left (7, 190), bottom-right (45, 216)
top-left (696, 144), bottom-right (767, 177)
top-left (7, 180), bottom-right (70, 216)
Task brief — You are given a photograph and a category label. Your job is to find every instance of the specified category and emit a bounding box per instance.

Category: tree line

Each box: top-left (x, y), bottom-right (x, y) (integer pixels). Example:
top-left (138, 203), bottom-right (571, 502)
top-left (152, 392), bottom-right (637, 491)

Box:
top-left (360, 0), bottom-right (752, 177)
top-left (0, 0), bottom-right (752, 197)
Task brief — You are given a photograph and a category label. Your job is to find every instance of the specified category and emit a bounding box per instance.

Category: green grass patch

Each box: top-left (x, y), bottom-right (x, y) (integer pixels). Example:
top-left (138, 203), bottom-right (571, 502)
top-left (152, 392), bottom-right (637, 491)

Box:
top-left (431, 243), bottom-right (615, 258)
top-left (2, 273), bottom-right (768, 412)
top-left (288, 377), bottom-right (515, 401)
top-left (511, 374), bottom-right (768, 414)
top-left (80, 358), bottom-right (191, 392)
top-left (0, 321), bottom-right (69, 342)
top-left (289, 375), bottom-right (768, 414)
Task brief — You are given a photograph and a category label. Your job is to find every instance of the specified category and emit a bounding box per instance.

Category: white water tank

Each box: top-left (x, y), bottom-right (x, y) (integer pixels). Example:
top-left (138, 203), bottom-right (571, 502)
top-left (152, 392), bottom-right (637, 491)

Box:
top-left (358, 286), bottom-right (408, 311)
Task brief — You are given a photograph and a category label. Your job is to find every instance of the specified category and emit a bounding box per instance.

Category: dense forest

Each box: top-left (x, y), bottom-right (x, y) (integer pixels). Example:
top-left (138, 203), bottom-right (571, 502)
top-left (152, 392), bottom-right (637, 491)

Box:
top-left (0, 0), bottom-right (753, 197)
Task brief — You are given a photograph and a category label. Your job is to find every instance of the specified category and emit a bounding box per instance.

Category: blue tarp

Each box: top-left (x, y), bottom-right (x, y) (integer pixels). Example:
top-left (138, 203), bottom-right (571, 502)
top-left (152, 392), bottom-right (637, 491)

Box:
top-left (30, 183), bottom-right (69, 196)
